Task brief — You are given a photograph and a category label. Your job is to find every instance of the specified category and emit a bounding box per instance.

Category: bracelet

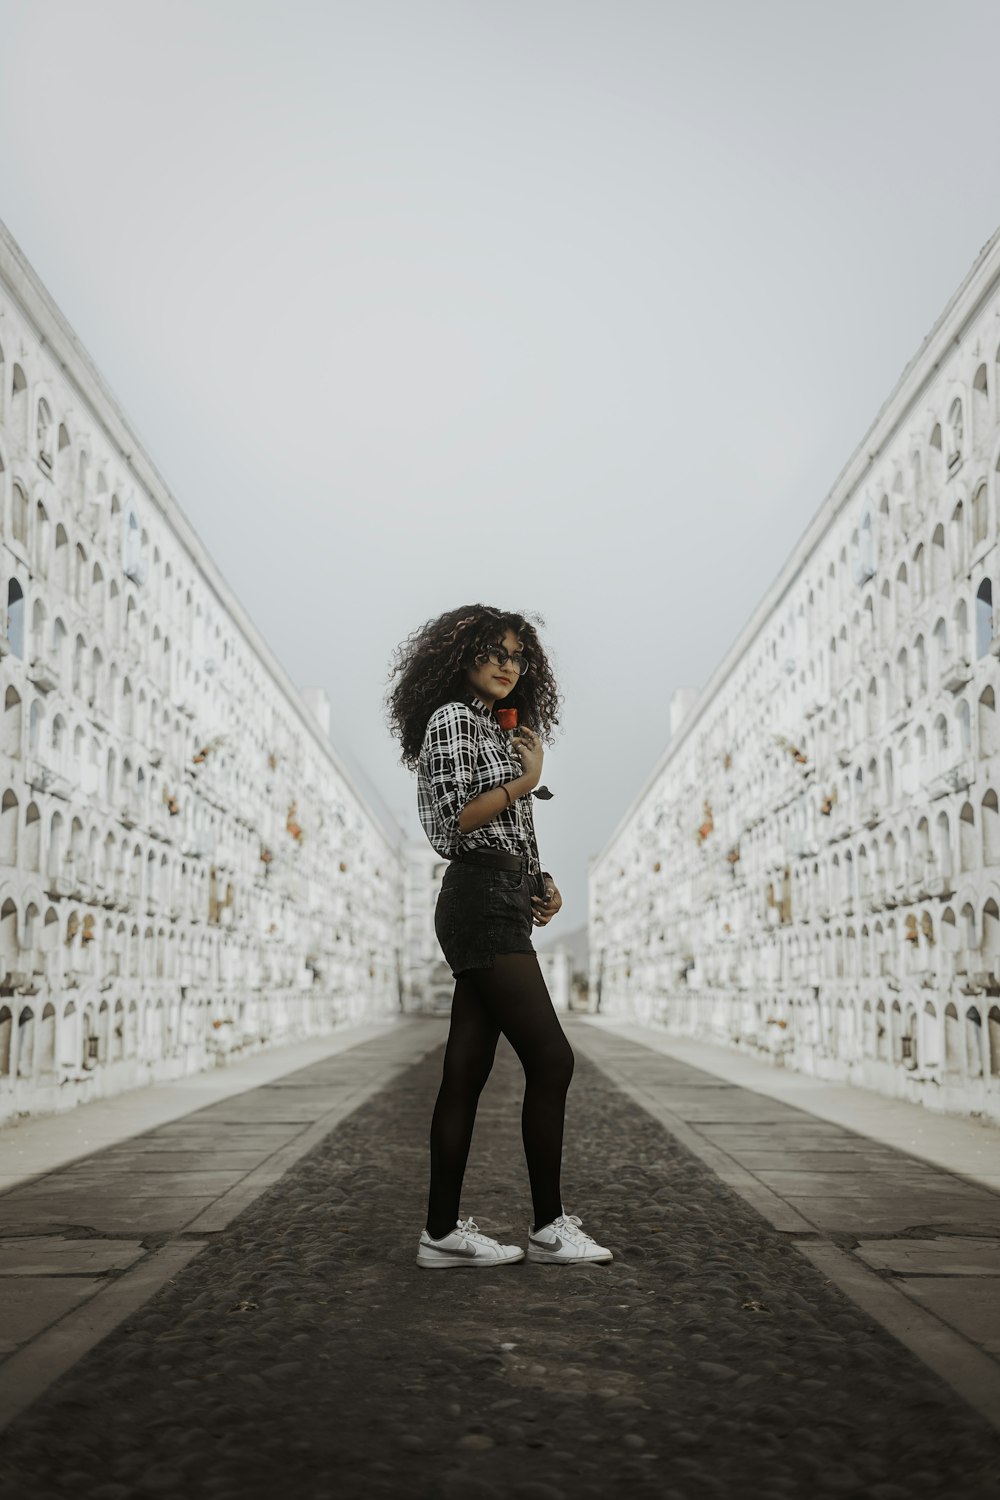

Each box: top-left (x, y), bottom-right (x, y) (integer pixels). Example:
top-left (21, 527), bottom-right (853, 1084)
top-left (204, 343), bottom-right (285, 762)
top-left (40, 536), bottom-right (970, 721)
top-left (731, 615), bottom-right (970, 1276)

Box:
top-left (501, 784), bottom-right (514, 809)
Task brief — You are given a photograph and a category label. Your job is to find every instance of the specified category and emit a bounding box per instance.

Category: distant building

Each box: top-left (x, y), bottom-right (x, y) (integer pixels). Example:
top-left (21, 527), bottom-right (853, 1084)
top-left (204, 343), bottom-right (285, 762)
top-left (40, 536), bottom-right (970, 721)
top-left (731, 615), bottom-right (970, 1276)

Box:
top-left (402, 844), bottom-right (454, 1015)
top-left (591, 226), bottom-right (1000, 1124)
top-left (0, 222), bottom-right (403, 1122)
top-left (536, 947), bottom-right (572, 1012)
top-left (537, 923), bottom-right (587, 1011)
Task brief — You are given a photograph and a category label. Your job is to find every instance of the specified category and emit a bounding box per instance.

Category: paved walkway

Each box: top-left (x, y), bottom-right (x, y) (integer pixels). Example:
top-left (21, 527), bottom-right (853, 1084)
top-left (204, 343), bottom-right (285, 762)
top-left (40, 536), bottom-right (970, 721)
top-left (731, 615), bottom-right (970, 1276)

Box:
top-left (0, 1015), bottom-right (998, 1499)
top-left (0, 1018), bottom-right (439, 1430)
top-left (586, 1020), bottom-right (1000, 1192)
top-left (574, 1020), bottom-right (1000, 1429)
top-left (0, 1021), bottom-right (405, 1192)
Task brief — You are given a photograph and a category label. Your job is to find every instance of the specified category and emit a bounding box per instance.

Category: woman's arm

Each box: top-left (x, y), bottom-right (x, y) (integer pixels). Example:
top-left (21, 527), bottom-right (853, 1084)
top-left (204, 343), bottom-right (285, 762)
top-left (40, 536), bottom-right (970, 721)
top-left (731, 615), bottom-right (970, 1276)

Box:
top-left (424, 704), bottom-right (478, 840)
top-left (458, 774), bottom-right (537, 833)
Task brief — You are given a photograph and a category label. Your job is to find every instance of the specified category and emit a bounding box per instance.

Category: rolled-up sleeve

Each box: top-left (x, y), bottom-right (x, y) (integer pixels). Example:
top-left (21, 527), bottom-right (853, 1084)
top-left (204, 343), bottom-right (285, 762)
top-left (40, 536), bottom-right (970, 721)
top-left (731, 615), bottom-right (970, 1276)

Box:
top-left (423, 703), bottom-right (478, 839)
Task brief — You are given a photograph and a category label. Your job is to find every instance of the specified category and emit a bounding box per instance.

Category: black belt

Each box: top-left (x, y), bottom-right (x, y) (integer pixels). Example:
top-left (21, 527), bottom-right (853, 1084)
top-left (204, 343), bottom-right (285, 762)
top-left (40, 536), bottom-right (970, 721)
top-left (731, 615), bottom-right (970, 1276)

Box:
top-left (452, 846), bottom-right (526, 872)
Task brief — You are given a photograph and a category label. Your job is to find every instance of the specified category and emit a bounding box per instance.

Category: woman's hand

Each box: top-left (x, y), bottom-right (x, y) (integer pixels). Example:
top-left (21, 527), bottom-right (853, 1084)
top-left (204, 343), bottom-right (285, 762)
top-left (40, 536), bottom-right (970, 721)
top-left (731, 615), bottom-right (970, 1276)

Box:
top-left (512, 726), bottom-right (544, 788)
top-left (531, 875), bottom-right (562, 926)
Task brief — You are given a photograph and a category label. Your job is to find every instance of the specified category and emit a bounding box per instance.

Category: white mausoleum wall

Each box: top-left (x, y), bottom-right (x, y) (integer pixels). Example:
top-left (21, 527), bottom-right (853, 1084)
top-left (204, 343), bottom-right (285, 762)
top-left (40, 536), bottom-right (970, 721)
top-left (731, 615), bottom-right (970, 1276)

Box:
top-left (591, 227), bottom-right (1000, 1124)
top-left (0, 222), bottom-right (403, 1122)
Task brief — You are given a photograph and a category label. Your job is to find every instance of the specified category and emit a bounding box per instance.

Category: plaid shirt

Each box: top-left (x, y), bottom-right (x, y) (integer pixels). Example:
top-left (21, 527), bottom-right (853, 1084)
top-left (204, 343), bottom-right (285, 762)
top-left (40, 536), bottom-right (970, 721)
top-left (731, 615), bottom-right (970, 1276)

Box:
top-left (417, 687), bottom-right (551, 884)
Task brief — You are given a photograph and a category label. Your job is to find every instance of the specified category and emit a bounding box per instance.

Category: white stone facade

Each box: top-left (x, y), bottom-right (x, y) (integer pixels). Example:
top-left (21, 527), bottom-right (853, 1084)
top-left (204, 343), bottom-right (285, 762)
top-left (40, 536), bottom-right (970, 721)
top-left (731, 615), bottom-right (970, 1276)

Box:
top-left (0, 223), bottom-right (403, 1122)
top-left (403, 847), bottom-right (457, 1015)
top-left (591, 227), bottom-right (1000, 1124)
top-left (535, 949), bottom-right (571, 1013)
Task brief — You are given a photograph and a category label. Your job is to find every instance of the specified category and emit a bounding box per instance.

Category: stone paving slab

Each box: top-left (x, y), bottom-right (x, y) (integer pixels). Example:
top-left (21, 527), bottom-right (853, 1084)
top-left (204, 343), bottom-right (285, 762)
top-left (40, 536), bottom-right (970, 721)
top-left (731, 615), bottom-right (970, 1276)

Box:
top-left (856, 1239), bottom-right (1000, 1275)
top-left (750, 1170), bottom-right (1000, 1197)
top-left (736, 1150), bottom-right (941, 1171)
top-left (0, 1196), bottom-right (222, 1234)
top-left (51, 1150), bottom-right (281, 1172)
top-left (696, 1120), bottom-right (850, 1139)
top-left (141, 1124), bottom-right (301, 1144)
top-left (0, 1278), bottom-right (102, 1355)
top-left (779, 1198), bottom-right (1000, 1234)
top-left (168, 1097), bottom-right (340, 1124)
top-left (8, 1170), bottom-right (249, 1197)
top-left (899, 1280), bottom-right (1000, 1354)
top-left (0, 1237), bottom-right (146, 1276)
top-left (641, 1098), bottom-right (809, 1122)
top-left (0, 1020), bottom-right (998, 1499)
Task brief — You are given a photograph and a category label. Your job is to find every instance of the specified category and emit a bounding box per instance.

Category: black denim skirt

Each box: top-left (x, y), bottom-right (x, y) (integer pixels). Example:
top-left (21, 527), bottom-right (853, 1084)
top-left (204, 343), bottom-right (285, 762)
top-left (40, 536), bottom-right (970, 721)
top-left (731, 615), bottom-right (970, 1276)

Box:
top-left (434, 854), bottom-right (537, 977)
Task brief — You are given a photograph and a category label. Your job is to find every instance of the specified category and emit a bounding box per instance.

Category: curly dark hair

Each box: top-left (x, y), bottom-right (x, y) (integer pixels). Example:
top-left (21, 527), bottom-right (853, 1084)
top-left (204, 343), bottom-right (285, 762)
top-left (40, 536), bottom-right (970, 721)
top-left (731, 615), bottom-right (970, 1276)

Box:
top-left (384, 603), bottom-right (563, 771)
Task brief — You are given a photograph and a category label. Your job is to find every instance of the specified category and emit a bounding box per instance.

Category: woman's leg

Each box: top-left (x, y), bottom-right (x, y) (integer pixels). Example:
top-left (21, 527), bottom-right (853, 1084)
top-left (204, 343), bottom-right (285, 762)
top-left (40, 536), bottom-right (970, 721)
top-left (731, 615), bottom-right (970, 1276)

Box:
top-left (425, 976), bottom-right (502, 1239)
top-left (460, 952), bottom-right (575, 1234)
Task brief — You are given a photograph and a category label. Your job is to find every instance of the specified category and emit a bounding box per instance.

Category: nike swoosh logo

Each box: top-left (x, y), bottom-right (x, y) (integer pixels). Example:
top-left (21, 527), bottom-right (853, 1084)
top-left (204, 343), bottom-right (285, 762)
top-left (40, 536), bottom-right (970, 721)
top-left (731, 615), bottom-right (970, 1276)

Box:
top-left (530, 1234), bottom-right (563, 1251)
top-left (425, 1242), bottom-right (478, 1257)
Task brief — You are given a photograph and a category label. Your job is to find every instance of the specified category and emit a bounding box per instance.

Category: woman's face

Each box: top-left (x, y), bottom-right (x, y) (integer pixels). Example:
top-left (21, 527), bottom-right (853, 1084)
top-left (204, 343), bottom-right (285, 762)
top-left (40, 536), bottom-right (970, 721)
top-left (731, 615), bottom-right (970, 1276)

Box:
top-left (466, 625), bottom-right (525, 708)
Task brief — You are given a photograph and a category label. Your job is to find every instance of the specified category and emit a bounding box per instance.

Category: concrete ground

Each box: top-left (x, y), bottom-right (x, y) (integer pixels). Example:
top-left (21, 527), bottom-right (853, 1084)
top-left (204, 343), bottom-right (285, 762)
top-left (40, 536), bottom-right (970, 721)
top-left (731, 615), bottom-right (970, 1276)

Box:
top-left (585, 1019), bottom-right (1000, 1193)
top-left (0, 1019), bottom-right (405, 1192)
top-left (0, 1013), bottom-right (997, 1499)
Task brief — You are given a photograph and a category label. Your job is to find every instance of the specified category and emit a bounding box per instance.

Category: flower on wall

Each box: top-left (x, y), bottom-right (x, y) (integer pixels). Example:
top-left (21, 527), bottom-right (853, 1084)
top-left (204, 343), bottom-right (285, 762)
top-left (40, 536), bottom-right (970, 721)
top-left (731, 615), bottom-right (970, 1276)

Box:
top-left (192, 733), bottom-right (227, 766)
top-left (774, 733), bottom-right (808, 765)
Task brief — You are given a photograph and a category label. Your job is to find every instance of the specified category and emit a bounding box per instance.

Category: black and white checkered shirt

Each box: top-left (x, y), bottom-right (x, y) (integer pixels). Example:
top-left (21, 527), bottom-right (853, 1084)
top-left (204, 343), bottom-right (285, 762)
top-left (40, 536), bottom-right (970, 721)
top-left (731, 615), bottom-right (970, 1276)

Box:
top-left (417, 687), bottom-right (551, 884)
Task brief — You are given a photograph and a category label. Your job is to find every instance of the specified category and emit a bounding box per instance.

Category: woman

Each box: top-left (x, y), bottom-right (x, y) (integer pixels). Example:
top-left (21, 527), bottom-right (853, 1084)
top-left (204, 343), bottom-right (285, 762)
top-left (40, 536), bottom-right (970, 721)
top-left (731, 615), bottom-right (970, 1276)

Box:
top-left (386, 604), bottom-right (612, 1270)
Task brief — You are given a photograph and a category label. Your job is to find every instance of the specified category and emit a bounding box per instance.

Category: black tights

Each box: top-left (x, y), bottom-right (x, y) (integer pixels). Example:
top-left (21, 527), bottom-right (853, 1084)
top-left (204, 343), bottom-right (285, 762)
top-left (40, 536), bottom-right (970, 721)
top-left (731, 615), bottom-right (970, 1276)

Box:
top-left (424, 952), bottom-right (575, 1240)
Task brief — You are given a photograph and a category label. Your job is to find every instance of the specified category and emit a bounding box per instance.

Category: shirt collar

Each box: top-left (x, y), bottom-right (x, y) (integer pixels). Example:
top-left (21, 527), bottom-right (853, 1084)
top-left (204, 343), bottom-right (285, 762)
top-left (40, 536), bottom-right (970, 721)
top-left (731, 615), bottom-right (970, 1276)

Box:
top-left (463, 688), bottom-right (495, 719)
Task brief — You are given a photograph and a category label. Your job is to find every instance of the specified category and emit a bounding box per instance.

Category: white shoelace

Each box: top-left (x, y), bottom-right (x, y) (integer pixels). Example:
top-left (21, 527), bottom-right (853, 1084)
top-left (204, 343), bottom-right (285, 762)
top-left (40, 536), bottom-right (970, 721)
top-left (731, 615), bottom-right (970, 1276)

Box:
top-left (455, 1215), bottom-right (499, 1246)
top-left (548, 1212), bottom-right (598, 1245)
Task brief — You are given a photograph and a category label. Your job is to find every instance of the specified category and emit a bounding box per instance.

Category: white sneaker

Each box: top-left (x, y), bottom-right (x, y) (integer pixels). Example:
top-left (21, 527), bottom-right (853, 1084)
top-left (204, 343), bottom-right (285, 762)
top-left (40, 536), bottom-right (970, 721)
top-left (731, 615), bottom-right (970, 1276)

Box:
top-left (415, 1215), bottom-right (526, 1269)
top-left (526, 1210), bottom-right (613, 1265)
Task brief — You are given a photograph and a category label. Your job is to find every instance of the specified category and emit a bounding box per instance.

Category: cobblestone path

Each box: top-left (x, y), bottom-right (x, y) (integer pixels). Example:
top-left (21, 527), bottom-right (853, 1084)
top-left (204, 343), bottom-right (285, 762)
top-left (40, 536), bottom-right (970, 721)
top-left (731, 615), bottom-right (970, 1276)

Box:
top-left (1, 1026), bottom-right (999, 1500)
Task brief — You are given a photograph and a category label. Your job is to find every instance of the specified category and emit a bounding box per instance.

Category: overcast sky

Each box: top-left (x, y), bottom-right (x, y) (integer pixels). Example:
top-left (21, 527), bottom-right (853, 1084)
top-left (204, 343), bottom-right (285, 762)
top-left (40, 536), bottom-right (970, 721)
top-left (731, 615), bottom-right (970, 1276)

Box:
top-left (2, 0), bottom-right (1000, 936)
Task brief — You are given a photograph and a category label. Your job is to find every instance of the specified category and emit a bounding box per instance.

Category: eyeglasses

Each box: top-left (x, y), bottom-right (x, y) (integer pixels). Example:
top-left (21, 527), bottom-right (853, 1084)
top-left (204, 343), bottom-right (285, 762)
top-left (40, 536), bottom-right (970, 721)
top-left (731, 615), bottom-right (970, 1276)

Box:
top-left (477, 644), bottom-right (531, 676)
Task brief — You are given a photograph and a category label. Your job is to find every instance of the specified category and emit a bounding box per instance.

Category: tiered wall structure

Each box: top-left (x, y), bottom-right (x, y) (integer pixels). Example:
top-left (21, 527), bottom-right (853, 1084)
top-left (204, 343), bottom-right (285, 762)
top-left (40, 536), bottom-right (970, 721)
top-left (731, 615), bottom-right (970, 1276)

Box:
top-left (591, 228), bottom-right (1000, 1123)
top-left (403, 849), bottom-right (459, 1015)
top-left (0, 223), bottom-right (402, 1121)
